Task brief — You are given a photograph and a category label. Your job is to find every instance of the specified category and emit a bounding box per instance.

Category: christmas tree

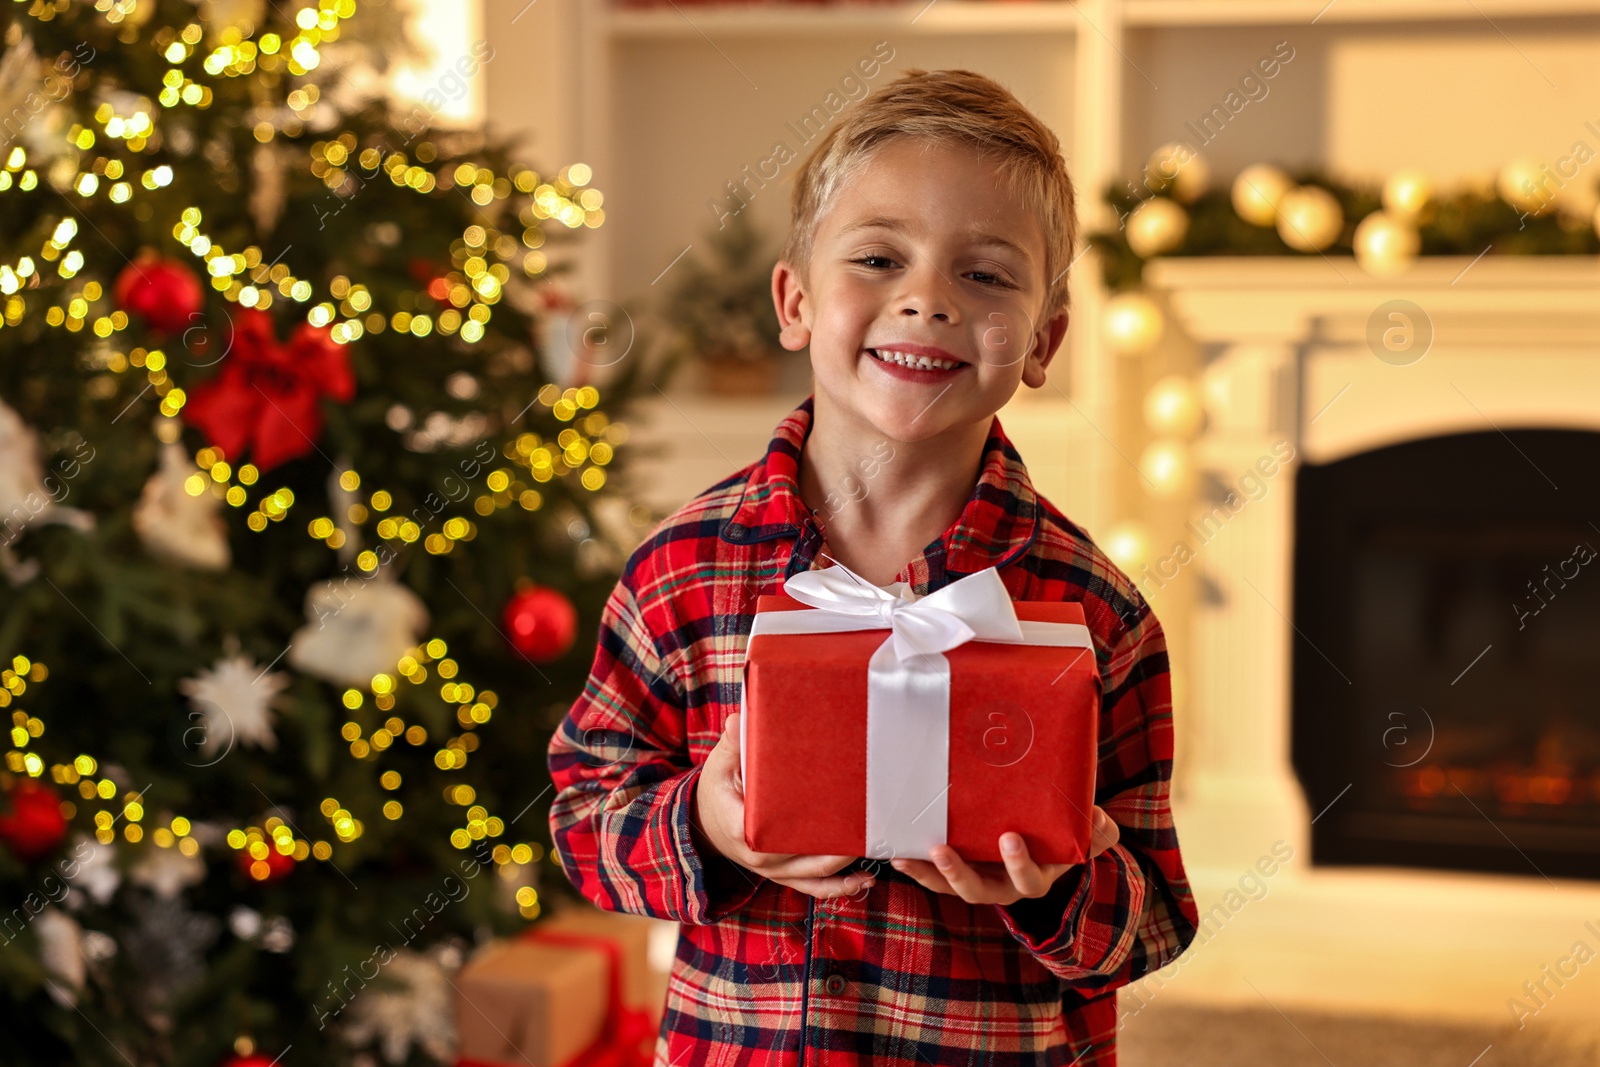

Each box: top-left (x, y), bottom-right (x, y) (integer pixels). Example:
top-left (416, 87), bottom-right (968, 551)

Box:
top-left (0, 2), bottom-right (645, 1063)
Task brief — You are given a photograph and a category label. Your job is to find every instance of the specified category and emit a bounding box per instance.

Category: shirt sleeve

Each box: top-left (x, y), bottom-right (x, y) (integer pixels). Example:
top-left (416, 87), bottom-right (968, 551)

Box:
top-left (547, 569), bottom-right (765, 925)
top-left (992, 598), bottom-right (1200, 987)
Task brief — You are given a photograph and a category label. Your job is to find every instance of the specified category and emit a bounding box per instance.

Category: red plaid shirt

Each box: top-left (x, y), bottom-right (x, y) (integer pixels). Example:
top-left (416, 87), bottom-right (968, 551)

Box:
top-left (549, 396), bottom-right (1198, 1066)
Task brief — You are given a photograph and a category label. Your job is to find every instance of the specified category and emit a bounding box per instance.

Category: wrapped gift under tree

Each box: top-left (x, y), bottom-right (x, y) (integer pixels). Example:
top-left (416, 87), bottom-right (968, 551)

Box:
top-left (454, 908), bottom-right (665, 1067)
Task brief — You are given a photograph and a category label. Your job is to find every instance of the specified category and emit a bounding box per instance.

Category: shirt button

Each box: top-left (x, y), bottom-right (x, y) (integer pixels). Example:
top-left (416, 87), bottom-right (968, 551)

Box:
top-left (824, 973), bottom-right (848, 995)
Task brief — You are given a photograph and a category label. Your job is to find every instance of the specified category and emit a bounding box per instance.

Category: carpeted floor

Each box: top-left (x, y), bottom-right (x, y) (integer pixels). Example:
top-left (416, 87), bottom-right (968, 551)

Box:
top-left (1118, 1001), bottom-right (1600, 1067)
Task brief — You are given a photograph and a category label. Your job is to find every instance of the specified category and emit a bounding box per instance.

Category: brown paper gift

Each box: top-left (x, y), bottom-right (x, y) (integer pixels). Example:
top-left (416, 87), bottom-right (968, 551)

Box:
top-left (453, 908), bottom-right (666, 1067)
top-left (454, 936), bottom-right (609, 1066)
top-left (539, 909), bottom-right (661, 1022)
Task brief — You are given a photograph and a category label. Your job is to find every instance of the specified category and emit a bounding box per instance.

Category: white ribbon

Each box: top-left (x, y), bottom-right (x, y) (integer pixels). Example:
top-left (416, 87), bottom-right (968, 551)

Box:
top-left (739, 562), bottom-right (1093, 860)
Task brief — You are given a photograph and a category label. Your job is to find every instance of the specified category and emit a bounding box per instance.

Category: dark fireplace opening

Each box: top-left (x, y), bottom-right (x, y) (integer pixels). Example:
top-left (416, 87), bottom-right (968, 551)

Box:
top-left (1294, 428), bottom-right (1600, 880)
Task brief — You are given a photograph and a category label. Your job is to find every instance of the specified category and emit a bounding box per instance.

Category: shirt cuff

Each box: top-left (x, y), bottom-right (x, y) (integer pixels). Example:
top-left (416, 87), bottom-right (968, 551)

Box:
top-left (676, 763), bottom-right (765, 923)
top-left (993, 857), bottom-right (1096, 954)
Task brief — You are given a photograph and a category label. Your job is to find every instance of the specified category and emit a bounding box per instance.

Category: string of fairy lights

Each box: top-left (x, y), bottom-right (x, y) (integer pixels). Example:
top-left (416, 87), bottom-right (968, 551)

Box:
top-left (0, 0), bottom-right (629, 922)
top-left (170, 381), bottom-right (626, 558)
top-left (6, 641), bottom-right (551, 920)
top-left (2, 0), bottom-right (604, 348)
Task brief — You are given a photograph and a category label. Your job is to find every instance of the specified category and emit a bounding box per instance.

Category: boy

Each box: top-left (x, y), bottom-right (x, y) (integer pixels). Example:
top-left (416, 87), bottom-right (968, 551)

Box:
top-left (549, 69), bottom-right (1199, 1066)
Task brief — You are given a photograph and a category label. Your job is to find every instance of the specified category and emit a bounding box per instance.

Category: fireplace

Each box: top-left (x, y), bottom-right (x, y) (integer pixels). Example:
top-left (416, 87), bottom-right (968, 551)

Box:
top-left (1128, 255), bottom-right (1600, 1021)
top-left (1294, 428), bottom-right (1600, 881)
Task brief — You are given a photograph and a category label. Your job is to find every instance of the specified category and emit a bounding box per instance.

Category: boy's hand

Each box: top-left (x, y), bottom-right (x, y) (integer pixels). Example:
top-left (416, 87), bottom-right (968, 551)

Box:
top-left (888, 808), bottom-right (1121, 906)
top-left (692, 713), bottom-right (875, 901)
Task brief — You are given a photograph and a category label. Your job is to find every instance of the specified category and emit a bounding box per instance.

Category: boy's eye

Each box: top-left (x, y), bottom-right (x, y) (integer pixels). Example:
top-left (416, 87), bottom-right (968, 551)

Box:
top-left (851, 257), bottom-right (1011, 287)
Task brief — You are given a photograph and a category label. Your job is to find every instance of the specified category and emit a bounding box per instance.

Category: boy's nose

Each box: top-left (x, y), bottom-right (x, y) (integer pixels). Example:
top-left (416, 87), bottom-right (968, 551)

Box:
top-left (897, 266), bottom-right (959, 322)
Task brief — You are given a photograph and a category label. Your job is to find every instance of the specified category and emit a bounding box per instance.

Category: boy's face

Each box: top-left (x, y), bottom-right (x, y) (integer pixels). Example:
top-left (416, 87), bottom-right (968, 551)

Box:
top-left (772, 137), bottom-right (1069, 445)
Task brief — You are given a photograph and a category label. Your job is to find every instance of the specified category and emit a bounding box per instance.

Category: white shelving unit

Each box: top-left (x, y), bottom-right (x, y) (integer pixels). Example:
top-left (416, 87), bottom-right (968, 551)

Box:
top-left (483, 0), bottom-right (1600, 532)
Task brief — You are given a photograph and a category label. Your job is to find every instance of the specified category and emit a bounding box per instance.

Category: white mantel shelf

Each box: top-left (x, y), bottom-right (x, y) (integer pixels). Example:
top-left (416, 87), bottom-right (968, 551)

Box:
top-left (1146, 255), bottom-right (1600, 464)
top-left (1147, 254), bottom-right (1600, 344)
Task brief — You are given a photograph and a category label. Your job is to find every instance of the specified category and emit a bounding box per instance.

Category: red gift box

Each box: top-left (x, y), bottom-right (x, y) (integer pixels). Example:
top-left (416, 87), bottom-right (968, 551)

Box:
top-left (741, 590), bottom-right (1100, 865)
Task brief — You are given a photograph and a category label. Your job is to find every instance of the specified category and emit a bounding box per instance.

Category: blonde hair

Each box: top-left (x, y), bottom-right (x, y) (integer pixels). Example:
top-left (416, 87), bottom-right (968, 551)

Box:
top-left (782, 68), bottom-right (1078, 319)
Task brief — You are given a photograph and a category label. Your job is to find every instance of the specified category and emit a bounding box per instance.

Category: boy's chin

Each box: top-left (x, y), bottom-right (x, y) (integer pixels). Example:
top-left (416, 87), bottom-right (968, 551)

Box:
top-left (819, 382), bottom-right (997, 445)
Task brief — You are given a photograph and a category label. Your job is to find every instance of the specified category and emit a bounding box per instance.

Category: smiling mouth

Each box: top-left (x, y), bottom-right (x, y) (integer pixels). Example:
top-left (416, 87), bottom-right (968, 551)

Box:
top-left (866, 348), bottom-right (967, 371)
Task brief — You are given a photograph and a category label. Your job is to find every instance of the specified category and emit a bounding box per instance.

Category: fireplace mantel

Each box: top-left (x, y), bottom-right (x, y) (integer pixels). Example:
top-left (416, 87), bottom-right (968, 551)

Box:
top-left (1126, 256), bottom-right (1600, 1025)
top-left (1149, 256), bottom-right (1600, 464)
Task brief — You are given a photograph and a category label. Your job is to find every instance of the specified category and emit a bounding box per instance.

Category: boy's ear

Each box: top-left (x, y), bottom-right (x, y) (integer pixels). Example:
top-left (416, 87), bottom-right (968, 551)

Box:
top-left (772, 259), bottom-right (811, 352)
top-left (1023, 307), bottom-right (1070, 389)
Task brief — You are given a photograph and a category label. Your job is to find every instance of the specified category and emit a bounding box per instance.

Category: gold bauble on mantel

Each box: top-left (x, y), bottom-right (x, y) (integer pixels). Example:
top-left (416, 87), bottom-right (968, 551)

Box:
top-left (1354, 211), bottom-right (1421, 277)
top-left (1231, 164), bottom-right (1294, 227)
top-left (1498, 156), bottom-right (1552, 215)
top-left (1382, 169), bottom-right (1434, 220)
top-left (1145, 142), bottom-right (1211, 204)
top-left (1276, 185), bottom-right (1343, 252)
top-left (1127, 197), bottom-right (1190, 258)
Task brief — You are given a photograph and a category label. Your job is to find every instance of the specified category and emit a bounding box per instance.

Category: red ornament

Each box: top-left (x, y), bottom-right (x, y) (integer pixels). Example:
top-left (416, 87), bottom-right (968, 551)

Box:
top-left (183, 308), bottom-right (355, 472)
top-left (236, 843), bottom-right (296, 883)
top-left (0, 779), bottom-right (68, 863)
top-left (219, 1055), bottom-right (277, 1067)
top-left (405, 257), bottom-right (438, 285)
top-left (114, 255), bottom-right (204, 333)
top-left (503, 586), bottom-right (578, 662)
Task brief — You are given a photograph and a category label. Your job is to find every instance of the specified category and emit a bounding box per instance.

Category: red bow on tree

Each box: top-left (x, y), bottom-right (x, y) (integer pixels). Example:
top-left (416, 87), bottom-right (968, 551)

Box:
top-left (183, 309), bottom-right (355, 472)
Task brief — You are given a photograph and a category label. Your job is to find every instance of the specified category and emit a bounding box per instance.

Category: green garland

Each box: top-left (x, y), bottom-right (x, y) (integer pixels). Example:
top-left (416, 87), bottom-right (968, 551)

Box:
top-left (1089, 169), bottom-right (1600, 292)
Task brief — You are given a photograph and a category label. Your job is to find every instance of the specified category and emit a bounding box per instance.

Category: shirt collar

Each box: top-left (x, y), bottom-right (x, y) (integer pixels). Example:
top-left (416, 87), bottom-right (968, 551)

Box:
top-left (719, 395), bottom-right (1040, 578)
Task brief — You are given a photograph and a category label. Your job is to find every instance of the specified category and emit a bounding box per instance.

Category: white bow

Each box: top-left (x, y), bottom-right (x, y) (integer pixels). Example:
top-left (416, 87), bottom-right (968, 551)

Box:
top-left (778, 562), bottom-right (1027, 663)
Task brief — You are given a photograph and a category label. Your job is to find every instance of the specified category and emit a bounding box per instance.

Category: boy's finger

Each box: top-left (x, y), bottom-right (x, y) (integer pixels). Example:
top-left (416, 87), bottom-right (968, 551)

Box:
top-left (1089, 807), bottom-right (1121, 857)
top-left (764, 853), bottom-right (859, 880)
top-left (772, 871), bottom-right (874, 900)
top-left (889, 858), bottom-right (954, 896)
top-left (925, 846), bottom-right (985, 902)
top-left (997, 833), bottom-right (1050, 897)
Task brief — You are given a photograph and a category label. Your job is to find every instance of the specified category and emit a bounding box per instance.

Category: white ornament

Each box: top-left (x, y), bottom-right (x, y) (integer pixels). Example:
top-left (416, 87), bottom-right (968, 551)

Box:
top-left (288, 577), bottom-right (428, 688)
top-left (229, 905), bottom-right (263, 940)
top-left (35, 911), bottom-right (86, 1007)
top-left (178, 653), bottom-right (290, 756)
top-left (250, 141), bottom-right (288, 234)
top-left (0, 395), bottom-right (94, 579)
top-left (0, 38), bottom-right (73, 165)
top-left (67, 833), bottom-right (121, 907)
top-left (339, 950), bottom-right (456, 1065)
top-left (132, 442), bottom-right (231, 570)
top-left (130, 844), bottom-right (205, 900)
top-left (261, 914), bottom-right (295, 953)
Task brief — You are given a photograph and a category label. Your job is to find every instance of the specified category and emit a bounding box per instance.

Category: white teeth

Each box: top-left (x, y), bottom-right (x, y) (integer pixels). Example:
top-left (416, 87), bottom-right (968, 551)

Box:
top-left (869, 349), bottom-right (962, 371)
